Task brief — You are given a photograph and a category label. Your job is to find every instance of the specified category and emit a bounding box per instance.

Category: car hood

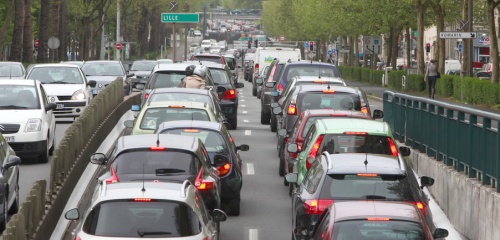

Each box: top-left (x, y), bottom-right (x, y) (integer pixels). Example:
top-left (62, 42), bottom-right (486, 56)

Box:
top-left (130, 71), bottom-right (151, 77)
top-left (85, 75), bottom-right (122, 83)
top-left (0, 110), bottom-right (43, 123)
top-left (42, 84), bottom-right (84, 96)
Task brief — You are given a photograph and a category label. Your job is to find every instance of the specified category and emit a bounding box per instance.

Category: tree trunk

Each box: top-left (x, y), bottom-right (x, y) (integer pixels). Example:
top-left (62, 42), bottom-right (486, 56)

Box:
top-left (416, 0), bottom-right (426, 74)
top-left (22, 0), bottom-right (34, 63)
top-left (435, 3), bottom-right (445, 73)
top-left (391, 27), bottom-right (399, 68)
top-left (405, 27), bottom-right (412, 69)
top-left (0, 0), bottom-right (15, 60)
top-left (59, 0), bottom-right (68, 61)
top-left (149, 7), bottom-right (161, 53)
top-left (137, 6), bottom-right (149, 57)
top-left (348, 36), bottom-right (354, 66)
top-left (487, 0), bottom-right (500, 83)
top-left (51, 0), bottom-right (61, 62)
top-left (37, 0), bottom-right (50, 63)
top-left (9, 0), bottom-right (24, 62)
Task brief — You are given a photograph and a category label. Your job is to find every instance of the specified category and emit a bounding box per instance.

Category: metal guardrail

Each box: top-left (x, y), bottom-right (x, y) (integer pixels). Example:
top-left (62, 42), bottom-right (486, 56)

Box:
top-left (383, 90), bottom-right (500, 191)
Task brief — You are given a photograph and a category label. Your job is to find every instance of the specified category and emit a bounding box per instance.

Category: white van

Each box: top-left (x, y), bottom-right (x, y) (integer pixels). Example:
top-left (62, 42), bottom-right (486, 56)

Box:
top-left (445, 60), bottom-right (461, 74)
top-left (0, 79), bottom-right (56, 163)
top-left (253, 47), bottom-right (302, 80)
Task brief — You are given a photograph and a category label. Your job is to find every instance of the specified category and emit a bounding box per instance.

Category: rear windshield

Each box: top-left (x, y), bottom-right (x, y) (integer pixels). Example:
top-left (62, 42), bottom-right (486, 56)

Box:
top-left (130, 61), bottom-right (157, 71)
top-left (210, 69), bottom-right (230, 84)
top-left (140, 108), bottom-right (210, 130)
top-left (113, 150), bottom-right (199, 175)
top-left (192, 56), bottom-right (223, 64)
top-left (319, 174), bottom-right (411, 201)
top-left (148, 71), bottom-right (185, 88)
top-left (298, 92), bottom-right (362, 112)
top-left (149, 93), bottom-right (212, 106)
top-left (0, 64), bottom-right (24, 77)
top-left (0, 85), bottom-right (40, 110)
top-left (319, 134), bottom-right (396, 155)
top-left (331, 219), bottom-right (424, 240)
top-left (82, 200), bottom-right (202, 237)
top-left (161, 129), bottom-right (228, 154)
top-left (285, 65), bottom-right (340, 81)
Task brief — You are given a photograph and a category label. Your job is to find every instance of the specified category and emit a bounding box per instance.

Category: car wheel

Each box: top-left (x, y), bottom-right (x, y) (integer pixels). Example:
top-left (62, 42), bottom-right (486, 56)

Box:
top-left (252, 85), bottom-right (257, 96)
top-left (0, 194), bottom-right (7, 232)
top-left (270, 114), bottom-right (277, 132)
top-left (48, 135), bottom-right (55, 155)
top-left (227, 198), bottom-right (240, 216)
top-left (8, 184), bottom-right (19, 215)
top-left (228, 115), bottom-right (237, 130)
top-left (279, 156), bottom-right (285, 177)
top-left (260, 111), bottom-right (270, 124)
top-left (38, 140), bottom-right (49, 163)
top-left (216, 221), bottom-right (221, 240)
top-left (288, 184), bottom-right (294, 197)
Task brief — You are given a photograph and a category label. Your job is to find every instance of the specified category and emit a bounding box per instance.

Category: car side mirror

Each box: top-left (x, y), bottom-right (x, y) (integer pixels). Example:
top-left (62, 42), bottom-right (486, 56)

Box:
top-left (265, 81), bottom-right (276, 88)
top-left (124, 120), bottom-right (134, 128)
top-left (131, 105), bottom-right (141, 111)
top-left (433, 228), bottom-right (449, 239)
top-left (211, 209), bottom-right (227, 222)
top-left (45, 102), bottom-right (57, 112)
top-left (236, 82), bottom-right (244, 88)
top-left (372, 109), bottom-right (384, 119)
top-left (236, 144), bottom-right (249, 151)
top-left (272, 106), bottom-right (283, 115)
top-left (87, 80), bottom-right (97, 88)
top-left (420, 176), bottom-right (434, 188)
top-left (287, 143), bottom-right (298, 153)
top-left (4, 155), bottom-right (21, 169)
top-left (399, 146), bottom-right (411, 156)
top-left (90, 153), bottom-right (108, 165)
top-left (136, 84), bottom-right (145, 90)
top-left (285, 173), bottom-right (298, 183)
top-left (65, 208), bottom-right (80, 221)
top-left (256, 78), bottom-right (263, 84)
top-left (277, 129), bottom-right (288, 137)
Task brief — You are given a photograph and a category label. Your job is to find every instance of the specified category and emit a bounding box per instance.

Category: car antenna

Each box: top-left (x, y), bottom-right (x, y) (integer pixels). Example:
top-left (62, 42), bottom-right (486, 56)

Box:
top-left (9, 62), bottom-right (12, 79)
top-left (364, 153), bottom-right (369, 167)
top-left (141, 163), bottom-right (146, 192)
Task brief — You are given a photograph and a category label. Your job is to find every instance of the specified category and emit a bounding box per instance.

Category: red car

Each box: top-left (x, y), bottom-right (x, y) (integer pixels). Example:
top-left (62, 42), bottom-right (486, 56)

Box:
top-left (310, 201), bottom-right (449, 240)
top-left (277, 109), bottom-right (382, 184)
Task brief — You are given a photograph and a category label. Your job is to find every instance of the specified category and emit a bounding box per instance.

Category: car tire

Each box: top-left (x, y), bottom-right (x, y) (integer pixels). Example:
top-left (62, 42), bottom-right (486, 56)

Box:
top-left (228, 116), bottom-right (237, 130)
top-left (227, 198), bottom-right (240, 216)
top-left (8, 184), bottom-right (19, 215)
top-left (252, 85), bottom-right (257, 96)
top-left (38, 140), bottom-right (49, 163)
top-left (0, 194), bottom-right (7, 233)
top-left (279, 156), bottom-right (285, 177)
top-left (260, 111), bottom-right (270, 125)
top-left (270, 114), bottom-right (277, 132)
top-left (48, 135), bottom-right (55, 155)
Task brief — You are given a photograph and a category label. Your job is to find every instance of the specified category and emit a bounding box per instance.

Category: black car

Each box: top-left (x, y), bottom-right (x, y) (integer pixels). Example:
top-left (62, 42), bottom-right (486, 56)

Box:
top-left (156, 120), bottom-right (249, 215)
top-left (127, 60), bottom-right (158, 91)
top-left (186, 61), bottom-right (244, 129)
top-left (90, 134), bottom-right (221, 211)
top-left (286, 152), bottom-right (435, 240)
top-left (0, 133), bottom-right (21, 232)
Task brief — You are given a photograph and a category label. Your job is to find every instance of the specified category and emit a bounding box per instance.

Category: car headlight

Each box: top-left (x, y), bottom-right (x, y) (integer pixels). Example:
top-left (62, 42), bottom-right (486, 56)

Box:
top-left (25, 118), bottom-right (42, 132)
top-left (71, 90), bottom-right (86, 100)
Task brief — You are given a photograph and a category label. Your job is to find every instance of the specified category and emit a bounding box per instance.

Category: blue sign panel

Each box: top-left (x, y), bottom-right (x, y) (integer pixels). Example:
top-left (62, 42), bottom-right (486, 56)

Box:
top-left (304, 42), bottom-right (310, 49)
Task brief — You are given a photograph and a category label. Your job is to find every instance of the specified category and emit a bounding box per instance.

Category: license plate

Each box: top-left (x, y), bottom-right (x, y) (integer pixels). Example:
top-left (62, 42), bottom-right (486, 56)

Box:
top-left (92, 90), bottom-right (101, 94)
top-left (56, 104), bottom-right (65, 109)
top-left (4, 136), bottom-right (14, 142)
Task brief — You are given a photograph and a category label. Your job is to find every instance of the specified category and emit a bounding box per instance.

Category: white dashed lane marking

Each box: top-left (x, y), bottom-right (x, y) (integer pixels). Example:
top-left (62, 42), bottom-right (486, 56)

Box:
top-left (241, 99), bottom-right (245, 102)
top-left (249, 228), bottom-right (258, 240)
top-left (241, 105), bottom-right (246, 107)
top-left (244, 119), bottom-right (249, 123)
top-left (242, 111), bottom-right (248, 114)
top-left (246, 163), bottom-right (255, 175)
top-left (245, 130), bottom-right (251, 135)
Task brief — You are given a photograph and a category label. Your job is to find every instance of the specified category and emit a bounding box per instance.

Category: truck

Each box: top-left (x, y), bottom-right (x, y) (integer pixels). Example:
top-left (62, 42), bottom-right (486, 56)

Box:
top-left (252, 46), bottom-right (302, 82)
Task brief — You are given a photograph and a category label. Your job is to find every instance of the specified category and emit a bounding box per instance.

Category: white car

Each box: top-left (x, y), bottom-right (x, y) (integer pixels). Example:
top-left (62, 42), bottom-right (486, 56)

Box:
top-left (26, 64), bottom-right (97, 120)
top-left (201, 40), bottom-right (213, 50)
top-left (193, 30), bottom-right (202, 37)
top-left (0, 79), bottom-right (56, 163)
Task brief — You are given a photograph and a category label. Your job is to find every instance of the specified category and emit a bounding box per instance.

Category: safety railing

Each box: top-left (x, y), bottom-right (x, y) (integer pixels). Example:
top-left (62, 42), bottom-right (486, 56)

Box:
top-left (383, 90), bottom-right (500, 191)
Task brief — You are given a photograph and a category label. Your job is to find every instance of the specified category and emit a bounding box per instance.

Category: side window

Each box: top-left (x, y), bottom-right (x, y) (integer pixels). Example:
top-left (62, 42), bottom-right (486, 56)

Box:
top-left (0, 138), bottom-right (6, 164)
top-left (290, 115), bottom-right (303, 139)
top-left (305, 159), bottom-right (323, 194)
top-left (314, 211), bottom-right (331, 240)
top-left (194, 191), bottom-right (210, 223)
top-left (200, 147), bottom-right (212, 167)
top-left (302, 125), bottom-right (316, 151)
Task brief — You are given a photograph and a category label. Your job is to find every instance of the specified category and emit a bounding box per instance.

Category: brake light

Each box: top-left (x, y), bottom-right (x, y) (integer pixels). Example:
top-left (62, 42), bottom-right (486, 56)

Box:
top-left (304, 199), bottom-right (334, 214)
top-left (255, 63), bottom-right (259, 73)
top-left (149, 146), bottom-right (166, 151)
top-left (322, 89), bottom-right (336, 93)
top-left (144, 93), bottom-right (149, 99)
top-left (367, 217), bottom-right (390, 221)
top-left (194, 169), bottom-right (214, 190)
top-left (287, 104), bottom-right (297, 115)
top-left (343, 132), bottom-right (368, 135)
top-left (313, 80), bottom-right (326, 83)
top-left (183, 129), bottom-right (199, 133)
top-left (387, 138), bottom-right (399, 156)
top-left (217, 163), bottom-right (231, 177)
top-left (134, 198), bottom-right (152, 202)
top-left (306, 135), bottom-right (324, 169)
top-left (222, 89), bottom-right (237, 100)
top-left (276, 82), bottom-right (284, 92)
top-left (361, 107), bottom-right (369, 114)
top-left (105, 166), bottom-right (119, 184)
top-left (290, 152), bottom-right (298, 158)
top-left (357, 173), bottom-right (378, 177)
top-left (73, 236), bottom-right (82, 240)
top-left (169, 105), bottom-right (185, 108)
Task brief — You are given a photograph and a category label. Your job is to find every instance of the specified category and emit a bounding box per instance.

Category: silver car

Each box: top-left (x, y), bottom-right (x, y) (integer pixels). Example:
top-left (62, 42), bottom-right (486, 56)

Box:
top-left (81, 60), bottom-right (133, 96)
top-left (65, 181), bottom-right (227, 239)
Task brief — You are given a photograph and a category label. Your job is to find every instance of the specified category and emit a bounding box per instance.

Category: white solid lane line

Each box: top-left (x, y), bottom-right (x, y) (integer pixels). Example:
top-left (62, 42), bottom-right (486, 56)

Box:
top-left (246, 163), bottom-right (255, 175)
top-left (245, 130), bottom-right (251, 135)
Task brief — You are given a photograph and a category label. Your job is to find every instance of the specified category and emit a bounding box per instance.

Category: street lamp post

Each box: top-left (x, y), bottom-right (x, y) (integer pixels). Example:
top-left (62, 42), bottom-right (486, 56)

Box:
top-left (116, 0), bottom-right (121, 61)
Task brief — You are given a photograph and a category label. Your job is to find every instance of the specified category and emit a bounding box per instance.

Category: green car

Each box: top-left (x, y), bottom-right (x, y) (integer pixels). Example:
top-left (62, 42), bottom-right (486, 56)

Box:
top-left (125, 101), bottom-right (225, 135)
top-left (287, 118), bottom-right (411, 185)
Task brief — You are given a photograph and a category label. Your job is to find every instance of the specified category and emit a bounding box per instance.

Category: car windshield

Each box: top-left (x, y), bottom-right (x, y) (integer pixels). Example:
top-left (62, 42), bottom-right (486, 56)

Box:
top-left (319, 134), bottom-right (397, 155)
top-left (161, 129), bottom-right (228, 153)
top-left (320, 174), bottom-right (411, 201)
top-left (330, 219), bottom-right (425, 240)
top-left (286, 66), bottom-right (340, 80)
top-left (28, 67), bottom-right (84, 84)
top-left (112, 150), bottom-right (199, 175)
top-left (149, 93), bottom-right (211, 106)
top-left (298, 92), bottom-right (362, 112)
top-left (210, 69), bottom-right (230, 84)
top-left (0, 64), bottom-right (24, 77)
top-left (130, 61), bottom-right (157, 71)
top-left (82, 200), bottom-right (202, 237)
top-left (81, 63), bottom-right (124, 76)
top-left (140, 108), bottom-right (210, 130)
top-left (0, 85), bottom-right (40, 109)
top-left (149, 71), bottom-right (185, 88)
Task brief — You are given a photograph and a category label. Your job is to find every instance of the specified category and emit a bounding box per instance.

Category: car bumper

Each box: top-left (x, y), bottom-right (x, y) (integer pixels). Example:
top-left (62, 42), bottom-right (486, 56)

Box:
top-left (220, 172), bottom-right (242, 201)
top-left (199, 189), bottom-right (220, 211)
top-left (53, 101), bottom-right (87, 118)
top-left (220, 101), bottom-right (238, 119)
top-left (7, 139), bottom-right (46, 158)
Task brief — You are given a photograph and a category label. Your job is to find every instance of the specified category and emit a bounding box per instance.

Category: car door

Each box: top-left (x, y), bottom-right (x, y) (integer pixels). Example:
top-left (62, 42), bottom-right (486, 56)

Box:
top-left (292, 160), bottom-right (323, 231)
top-left (0, 136), bottom-right (17, 208)
top-left (193, 190), bottom-right (217, 239)
top-left (39, 84), bottom-right (55, 148)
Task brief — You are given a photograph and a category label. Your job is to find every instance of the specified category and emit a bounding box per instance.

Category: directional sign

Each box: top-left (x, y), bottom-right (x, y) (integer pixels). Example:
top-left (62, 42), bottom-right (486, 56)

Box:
top-left (439, 32), bottom-right (477, 39)
top-left (363, 36), bottom-right (381, 55)
top-left (304, 42), bottom-right (310, 49)
top-left (161, 13), bottom-right (199, 23)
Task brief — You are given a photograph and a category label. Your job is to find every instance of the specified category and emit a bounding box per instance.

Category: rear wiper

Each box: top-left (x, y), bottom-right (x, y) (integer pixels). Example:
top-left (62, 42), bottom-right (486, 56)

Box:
top-left (0, 105), bottom-right (28, 109)
top-left (155, 168), bottom-right (185, 175)
top-left (47, 81), bottom-right (69, 84)
top-left (363, 195), bottom-right (387, 200)
top-left (137, 231), bottom-right (172, 237)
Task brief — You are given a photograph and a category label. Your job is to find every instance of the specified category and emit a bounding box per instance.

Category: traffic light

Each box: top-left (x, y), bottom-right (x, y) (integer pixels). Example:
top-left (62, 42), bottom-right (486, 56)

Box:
top-left (254, 39), bottom-right (258, 47)
top-left (425, 43), bottom-right (430, 53)
top-left (309, 41), bottom-right (314, 51)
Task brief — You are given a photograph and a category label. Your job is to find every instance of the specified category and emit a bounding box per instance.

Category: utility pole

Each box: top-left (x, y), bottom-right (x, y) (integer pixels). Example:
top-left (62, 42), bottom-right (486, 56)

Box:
top-left (467, 0), bottom-right (473, 77)
top-left (184, 3), bottom-right (189, 62)
top-left (116, 0), bottom-right (121, 61)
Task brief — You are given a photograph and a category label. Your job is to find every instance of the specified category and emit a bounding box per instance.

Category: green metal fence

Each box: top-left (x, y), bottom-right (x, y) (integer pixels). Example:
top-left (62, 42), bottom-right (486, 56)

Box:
top-left (383, 90), bottom-right (500, 192)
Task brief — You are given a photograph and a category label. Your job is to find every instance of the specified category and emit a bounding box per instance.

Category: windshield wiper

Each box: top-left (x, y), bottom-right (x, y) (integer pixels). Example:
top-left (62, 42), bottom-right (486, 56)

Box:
top-left (137, 231), bottom-right (172, 237)
top-left (0, 105), bottom-right (28, 109)
top-left (47, 81), bottom-right (70, 84)
top-left (155, 168), bottom-right (186, 175)
top-left (363, 195), bottom-right (387, 200)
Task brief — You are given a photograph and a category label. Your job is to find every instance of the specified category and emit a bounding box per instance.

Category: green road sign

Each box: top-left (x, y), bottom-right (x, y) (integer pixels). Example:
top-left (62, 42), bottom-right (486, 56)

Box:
top-left (240, 37), bottom-right (249, 41)
top-left (161, 13), bottom-right (199, 23)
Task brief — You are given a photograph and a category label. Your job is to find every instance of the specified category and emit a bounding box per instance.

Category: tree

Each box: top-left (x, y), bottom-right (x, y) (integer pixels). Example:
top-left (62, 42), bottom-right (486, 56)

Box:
top-left (0, 0), bottom-right (15, 60)
top-left (37, 0), bottom-right (50, 62)
top-left (22, 0), bottom-right (34, 63)
top-left (486, 0), bottom-right (500, 83)
top-left (9, 0), bottom-right (24, 62)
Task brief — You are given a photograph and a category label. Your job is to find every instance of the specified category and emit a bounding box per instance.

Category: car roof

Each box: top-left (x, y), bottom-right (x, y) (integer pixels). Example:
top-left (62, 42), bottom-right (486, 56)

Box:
top-left (324, 153), bottom-right (404, 175)
top-left (315, 118), bottom-right (390, 134)
top-left (295, 84), bottom-right (359, 94)
top-left (0, 79), bottom-right (37, 86)
top-left (153, 63), bottom-right (194, 72)
top-left (150, 88), bottom-right (211, 95)
top-left (301, 109), bottom-right (373, 119)
top-left (157, 120), bottom-right (222, 132)
top-left (31, 63), bottom-right (81, 68)
top-left (116, 133), bottom-right (201, 152)
top-left (96, 181), bottom-right (194, 203)
top-left (331, 201), bottom-right (423, 223)
top-left (184, 60), bottom-right (226, 69)
top-left (144, 100), bottom-right (211, 110)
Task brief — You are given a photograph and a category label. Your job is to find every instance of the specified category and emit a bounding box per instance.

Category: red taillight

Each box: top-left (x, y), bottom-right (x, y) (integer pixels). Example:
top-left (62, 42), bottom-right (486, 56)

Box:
top-left (276, 82), bottom-right (284, 92)
top-left (287, 104), bottom-right (297, 115)
top-left (134, 198), bottom-right (152, 202)
top-left (73, 236), bottom-right (82, 240)
top-left (306, 135), bottom-right (324, 169)
top-left (144, 93), bottom-right (149, 99)
top-left (304, 199), bottom-right (334, 214)
top-left (255, 63), bottom-right (259, 73)
top-left (367, 217), bottom-right (390, 221)
top-left (149, 146), bottom-right (166, 151)
top-left (105, 166), bottom-right (119, 184)
top-left (387, 138), bottom-right (399, 156)
top-left (169, 105), bottom-right (185, 108)
top-left (322, 89), bottom-right (336, 93)
top-left (217, 163), bottom-right (231, 177)
top-left (343, 131), bottom-right (368, 135)
top-left (222, 89), bottom-right (237, 100)
top-left (361, 107), bottom-right (369, 114)
top-left (194, 169), bottom-right (214, 190)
